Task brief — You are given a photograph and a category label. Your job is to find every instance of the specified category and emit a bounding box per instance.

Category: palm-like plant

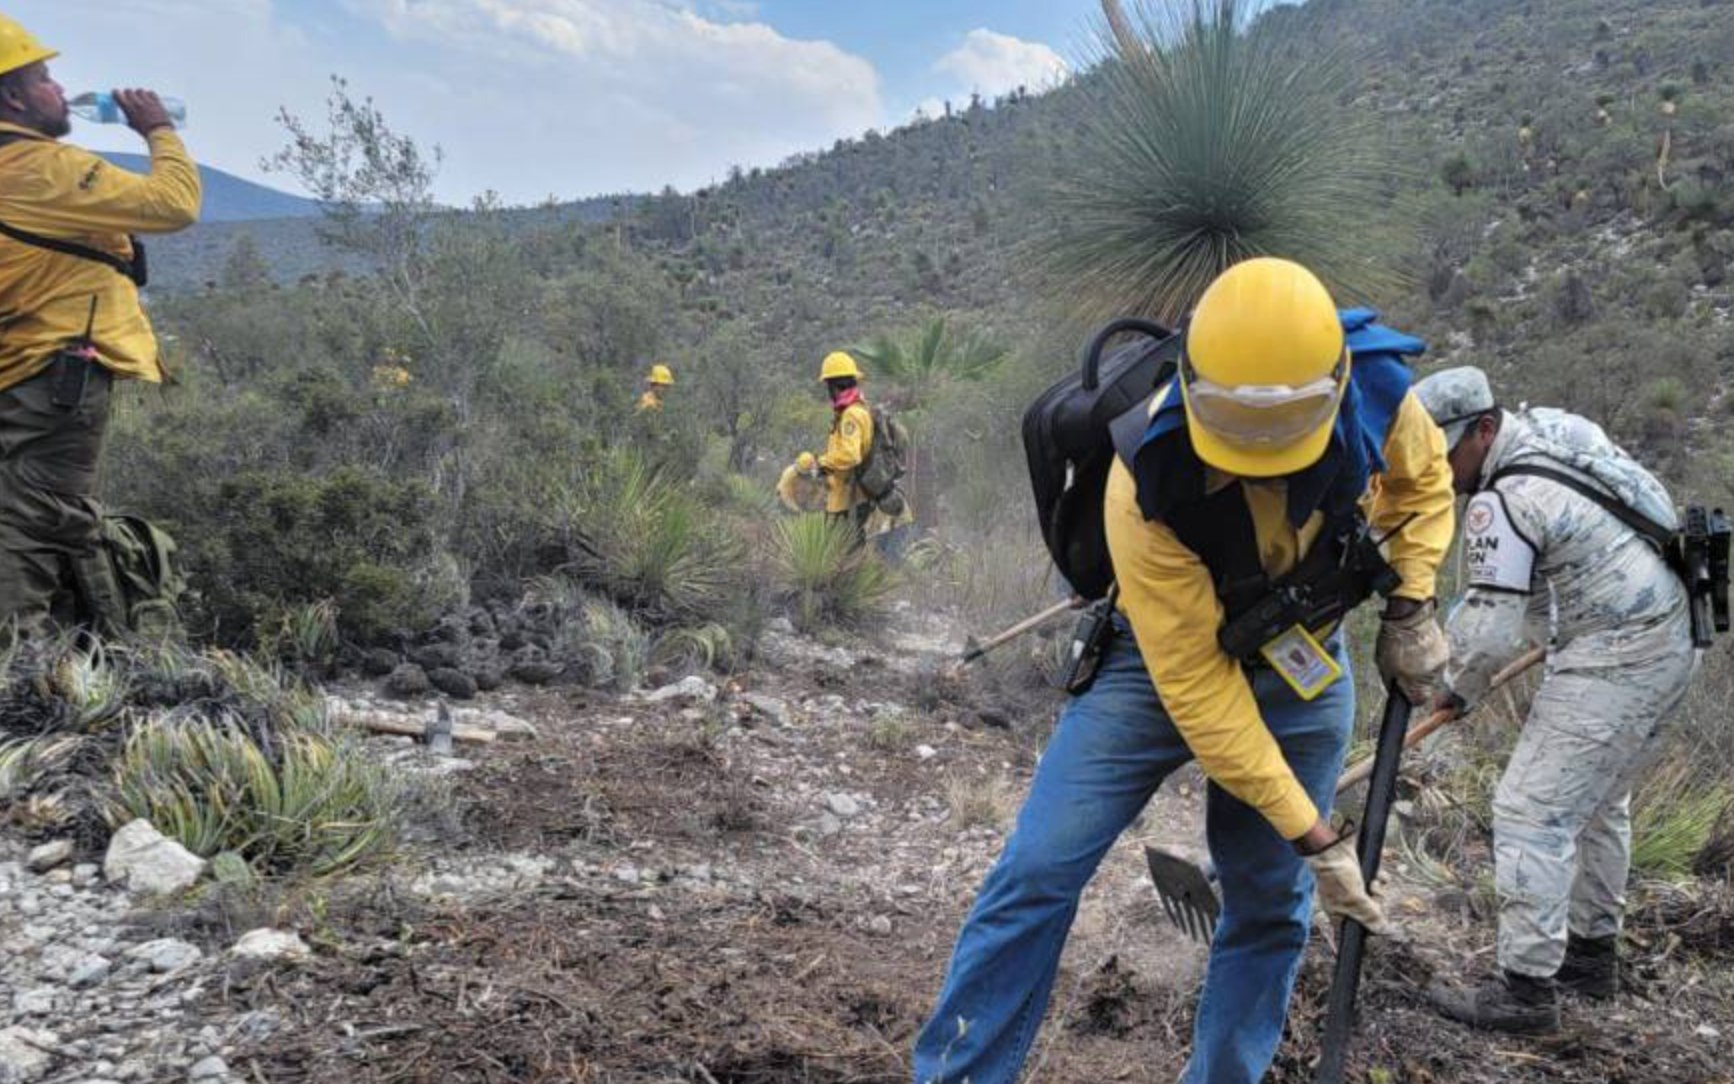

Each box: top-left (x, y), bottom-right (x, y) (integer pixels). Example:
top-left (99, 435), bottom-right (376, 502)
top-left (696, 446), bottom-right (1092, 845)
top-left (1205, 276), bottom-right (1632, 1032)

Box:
top-left (851, 316), bottom-right (1007, 406)
top-left (1044, 0), bottom-right (1406, 324)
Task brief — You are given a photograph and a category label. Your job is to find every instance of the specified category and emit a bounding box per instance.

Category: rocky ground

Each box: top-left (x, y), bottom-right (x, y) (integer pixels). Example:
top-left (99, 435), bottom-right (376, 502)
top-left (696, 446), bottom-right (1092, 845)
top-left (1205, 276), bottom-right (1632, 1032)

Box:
top-left (3, 607), bottom-right (1731, 1083)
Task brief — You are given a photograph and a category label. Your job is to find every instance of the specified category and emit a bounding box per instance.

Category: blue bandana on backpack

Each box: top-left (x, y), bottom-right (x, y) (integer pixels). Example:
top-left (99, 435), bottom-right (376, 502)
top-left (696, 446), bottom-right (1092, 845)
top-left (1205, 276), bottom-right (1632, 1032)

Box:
top-left (1130, 309), bottom-right (1426, 526)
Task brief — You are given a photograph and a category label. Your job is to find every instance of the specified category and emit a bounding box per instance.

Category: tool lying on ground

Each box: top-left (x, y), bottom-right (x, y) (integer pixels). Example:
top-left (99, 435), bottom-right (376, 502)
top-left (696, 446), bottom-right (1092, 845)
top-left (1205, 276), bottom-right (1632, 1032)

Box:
top-left (1144, 645), bottom-right (1547, 941)
top-left (955, 598), bottom-right (1083, 668)
top-left (1314, 685), bottom-right (1413, 1084)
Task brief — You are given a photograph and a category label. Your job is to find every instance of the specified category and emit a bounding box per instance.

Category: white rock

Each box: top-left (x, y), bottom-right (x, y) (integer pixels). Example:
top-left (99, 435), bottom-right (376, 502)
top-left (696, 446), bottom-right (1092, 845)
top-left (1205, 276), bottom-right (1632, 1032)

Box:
top-left (67, 955), bottom-right (112, 988)
top-left (25, 841), bottom-right (73, 874)
top-left (740, 693), bottom-right (795, 727)
top-left (867, 915), bottom-right (893, 936)
top-left (915, 744), bottom-right (938, 760)
top-left (816, 813), bottom-right (843, 837)
top-left (10, 989), bottom-right (54, 1017)
top-left (1696, 1024), bottom-right (1722, 1039)
top-left (126, 939), bottom-right (203, 974)
top-left (0, 1027), bottom-right (55, 1083)
top-left (188, 1055), bottom-right (229, 1081)
top-left (824, 793), bottom-right (861, 818)
top-left (230, 929), bottom-right (310, 962)
top-left (643, 676), bottom-right (718, 704)
top-left (103, 821), bottom-right (206, 896)
top-left (71, 864), bottom-right (100, 889)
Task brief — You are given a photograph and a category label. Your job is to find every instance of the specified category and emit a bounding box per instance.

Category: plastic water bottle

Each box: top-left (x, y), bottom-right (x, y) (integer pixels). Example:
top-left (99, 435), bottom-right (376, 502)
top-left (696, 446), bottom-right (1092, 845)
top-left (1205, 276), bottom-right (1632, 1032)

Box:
top-left (68, 91), bottom-right (187, 128)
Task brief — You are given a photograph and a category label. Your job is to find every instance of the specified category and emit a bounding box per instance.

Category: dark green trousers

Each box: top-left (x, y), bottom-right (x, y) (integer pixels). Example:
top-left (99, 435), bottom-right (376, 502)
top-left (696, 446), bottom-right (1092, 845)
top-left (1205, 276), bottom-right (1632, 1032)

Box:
top-left (0, 362), bottom-right (114, 643)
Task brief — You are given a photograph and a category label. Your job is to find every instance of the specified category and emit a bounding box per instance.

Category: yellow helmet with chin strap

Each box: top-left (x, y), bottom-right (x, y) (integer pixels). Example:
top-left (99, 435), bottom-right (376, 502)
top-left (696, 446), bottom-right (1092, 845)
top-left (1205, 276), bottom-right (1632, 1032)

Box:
top-left (647, 364), bottom-right (674, 386)
top-left (0, 15), bottom-right (56, 79)
top-left (1180, 257), bottom-right (1348, 478)
top-left (819, 351), bottom-right (862, 382)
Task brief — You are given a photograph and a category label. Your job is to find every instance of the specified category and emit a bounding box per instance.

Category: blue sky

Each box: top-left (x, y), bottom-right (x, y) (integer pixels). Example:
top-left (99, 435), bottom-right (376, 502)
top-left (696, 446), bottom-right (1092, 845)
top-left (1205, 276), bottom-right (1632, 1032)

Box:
top-left (10, 0), bottom-right (1105, 205)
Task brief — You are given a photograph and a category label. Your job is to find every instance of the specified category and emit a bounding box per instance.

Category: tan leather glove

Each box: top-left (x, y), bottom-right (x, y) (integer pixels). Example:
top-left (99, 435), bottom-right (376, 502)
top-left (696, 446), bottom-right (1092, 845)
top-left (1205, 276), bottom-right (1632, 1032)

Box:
top-left (1375, 598), bottom-right (1448, 705)
top-left (1303, 839), bottom-right (1395, 936)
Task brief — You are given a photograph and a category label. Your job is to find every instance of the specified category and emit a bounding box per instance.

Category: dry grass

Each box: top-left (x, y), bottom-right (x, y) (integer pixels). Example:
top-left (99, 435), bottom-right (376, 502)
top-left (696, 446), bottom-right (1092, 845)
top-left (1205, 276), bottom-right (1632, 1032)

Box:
top-left (944, 772), bottom-right (1016, 831)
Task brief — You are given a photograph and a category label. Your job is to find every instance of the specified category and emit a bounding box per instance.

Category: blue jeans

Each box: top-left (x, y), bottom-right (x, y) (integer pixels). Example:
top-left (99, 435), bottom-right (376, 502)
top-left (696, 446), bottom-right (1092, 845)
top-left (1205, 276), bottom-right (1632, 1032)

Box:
top-left (912, 629), bottom-right (1354, 1084)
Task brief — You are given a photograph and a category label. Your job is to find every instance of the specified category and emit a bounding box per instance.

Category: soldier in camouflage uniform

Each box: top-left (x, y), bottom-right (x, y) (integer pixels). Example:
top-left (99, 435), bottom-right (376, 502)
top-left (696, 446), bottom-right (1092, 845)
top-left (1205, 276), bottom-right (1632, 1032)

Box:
top-left (1412, 367), bottom-right (1696, 1034)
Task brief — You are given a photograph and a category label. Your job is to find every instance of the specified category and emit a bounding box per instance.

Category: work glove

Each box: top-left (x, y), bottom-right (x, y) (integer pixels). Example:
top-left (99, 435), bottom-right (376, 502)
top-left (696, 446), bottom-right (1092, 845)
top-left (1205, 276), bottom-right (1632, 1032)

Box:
top-left (1375, 598), bottom-right (1448, 706)
top-left (1303, 837), bottom-right (1396, 936)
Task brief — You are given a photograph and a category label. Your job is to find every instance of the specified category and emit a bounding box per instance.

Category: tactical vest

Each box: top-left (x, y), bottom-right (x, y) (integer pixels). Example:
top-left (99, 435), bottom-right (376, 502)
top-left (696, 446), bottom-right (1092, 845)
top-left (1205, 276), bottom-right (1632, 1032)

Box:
top-left (1113, 313), bottom-right (1420, 626)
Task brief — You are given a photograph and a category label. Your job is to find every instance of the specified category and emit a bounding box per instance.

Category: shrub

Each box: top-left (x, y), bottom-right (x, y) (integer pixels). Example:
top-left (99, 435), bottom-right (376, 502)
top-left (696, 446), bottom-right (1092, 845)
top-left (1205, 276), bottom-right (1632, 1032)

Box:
top-left (165, 466), bottom-right (455, 647)
top-left (771, 514), bottom-right (897, 632)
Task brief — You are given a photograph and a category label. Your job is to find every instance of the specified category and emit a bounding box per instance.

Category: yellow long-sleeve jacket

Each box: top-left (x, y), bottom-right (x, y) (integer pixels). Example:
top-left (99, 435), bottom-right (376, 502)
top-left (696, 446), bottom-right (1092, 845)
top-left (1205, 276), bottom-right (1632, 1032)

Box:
top-left (1104, 389), bottom-right (1454, 840)
top-left (0, 122), bottom-right (201, 392)
top-left (818, 401), bottom-right (873, 514)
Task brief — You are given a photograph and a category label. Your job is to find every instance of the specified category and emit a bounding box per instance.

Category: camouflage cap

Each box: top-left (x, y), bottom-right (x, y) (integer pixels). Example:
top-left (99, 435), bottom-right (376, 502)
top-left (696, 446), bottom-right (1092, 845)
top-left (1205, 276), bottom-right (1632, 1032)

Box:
top-left (1413, 366), bottom-right (1495, 449)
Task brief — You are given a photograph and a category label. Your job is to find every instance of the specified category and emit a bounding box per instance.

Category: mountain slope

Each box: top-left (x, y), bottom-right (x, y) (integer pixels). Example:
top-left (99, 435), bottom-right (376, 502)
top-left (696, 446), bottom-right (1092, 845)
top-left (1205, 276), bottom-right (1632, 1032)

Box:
top-left (98, 153), bottom-right (321, 223)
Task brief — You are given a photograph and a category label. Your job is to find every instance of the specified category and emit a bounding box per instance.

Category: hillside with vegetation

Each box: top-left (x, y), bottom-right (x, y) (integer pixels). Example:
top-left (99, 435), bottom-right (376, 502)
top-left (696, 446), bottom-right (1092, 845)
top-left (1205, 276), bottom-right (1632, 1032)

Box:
top-left (3, 1), bottom-right (1733, 1082)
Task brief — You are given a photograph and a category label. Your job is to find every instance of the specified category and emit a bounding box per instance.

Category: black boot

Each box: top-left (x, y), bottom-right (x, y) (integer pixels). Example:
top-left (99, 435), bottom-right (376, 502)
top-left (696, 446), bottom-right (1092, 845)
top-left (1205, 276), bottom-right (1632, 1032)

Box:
top-left (1556, 933), bottom-right (1620, 999)
top-left (1428, 970), bottom-right (1562, 1035)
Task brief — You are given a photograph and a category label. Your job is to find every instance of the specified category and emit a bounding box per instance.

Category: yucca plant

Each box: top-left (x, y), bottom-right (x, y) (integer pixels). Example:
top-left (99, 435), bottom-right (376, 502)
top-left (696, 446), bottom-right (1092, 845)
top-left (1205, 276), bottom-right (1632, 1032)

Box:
top-left (1044, 0), bottom-right (1405, 323)
top-left (114, 721), bottom-right (400, 876)
top-left (771, 514), bottom-right (898, 632)
top-left (562, 448), bottom-right (743, 623)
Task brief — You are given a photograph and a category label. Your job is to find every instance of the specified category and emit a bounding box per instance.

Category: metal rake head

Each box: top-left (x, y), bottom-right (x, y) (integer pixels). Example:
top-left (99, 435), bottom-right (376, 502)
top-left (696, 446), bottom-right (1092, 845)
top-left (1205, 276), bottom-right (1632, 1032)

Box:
top-left (1144, 846), bottom-right (1220, 945)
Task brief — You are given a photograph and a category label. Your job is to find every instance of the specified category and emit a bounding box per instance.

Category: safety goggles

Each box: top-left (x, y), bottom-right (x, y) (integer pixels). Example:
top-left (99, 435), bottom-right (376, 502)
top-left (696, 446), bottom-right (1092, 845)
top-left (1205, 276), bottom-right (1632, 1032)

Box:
top-left (1180, 349), bottom-right (1349, 447)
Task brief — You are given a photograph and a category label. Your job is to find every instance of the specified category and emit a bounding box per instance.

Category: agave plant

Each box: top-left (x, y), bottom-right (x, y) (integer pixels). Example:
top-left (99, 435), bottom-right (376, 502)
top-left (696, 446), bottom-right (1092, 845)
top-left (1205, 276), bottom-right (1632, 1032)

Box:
top-left (114, 720), bottom-right (400, 876)
top-left (1044, 0), bottom-right (1405, 323)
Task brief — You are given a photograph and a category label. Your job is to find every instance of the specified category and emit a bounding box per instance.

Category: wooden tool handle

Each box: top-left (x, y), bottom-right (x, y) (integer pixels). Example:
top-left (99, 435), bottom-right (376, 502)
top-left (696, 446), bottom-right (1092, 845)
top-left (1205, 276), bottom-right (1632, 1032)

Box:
top-left (1334, 646), bottom-right (1546, 794)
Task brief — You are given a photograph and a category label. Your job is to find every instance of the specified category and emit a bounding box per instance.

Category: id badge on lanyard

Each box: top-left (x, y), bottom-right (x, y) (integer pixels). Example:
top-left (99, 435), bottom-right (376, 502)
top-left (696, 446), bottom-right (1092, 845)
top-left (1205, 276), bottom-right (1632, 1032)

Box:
top-left (1259, 624), bottom-right (1343, 701)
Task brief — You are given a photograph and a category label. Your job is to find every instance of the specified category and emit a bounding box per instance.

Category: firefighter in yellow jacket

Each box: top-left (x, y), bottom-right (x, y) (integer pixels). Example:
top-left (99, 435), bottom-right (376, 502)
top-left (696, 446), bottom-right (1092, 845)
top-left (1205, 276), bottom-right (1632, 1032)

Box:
top-left (914, 259), bottom-right (1455, 1084)
top-left (638, 363), bottom-right (673, 412)
top-left (0, 16), bottom-right (201, 642)
top-left (812, 351), bottom-right (874, 523)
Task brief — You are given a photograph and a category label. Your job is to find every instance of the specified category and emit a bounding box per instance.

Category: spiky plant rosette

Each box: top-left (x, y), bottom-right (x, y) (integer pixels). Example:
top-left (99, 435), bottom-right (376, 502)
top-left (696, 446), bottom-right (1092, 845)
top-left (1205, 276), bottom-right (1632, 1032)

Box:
top-left (1044, 0), bottom-right (1407, 324)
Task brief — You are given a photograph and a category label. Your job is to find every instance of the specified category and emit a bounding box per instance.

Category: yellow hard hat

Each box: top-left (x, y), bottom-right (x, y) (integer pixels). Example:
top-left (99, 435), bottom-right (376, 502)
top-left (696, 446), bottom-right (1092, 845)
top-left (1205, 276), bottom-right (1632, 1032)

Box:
top-left (819, 351), bottom-right (862, 382)
top-left (1180, 257), bottom-right (1348, 478)
top-left (0, 15), bottom-right (56, 79)
top-left (796, 452), bottom-right (817, 473)
top-left (648, 364), bottom-right (674, 386)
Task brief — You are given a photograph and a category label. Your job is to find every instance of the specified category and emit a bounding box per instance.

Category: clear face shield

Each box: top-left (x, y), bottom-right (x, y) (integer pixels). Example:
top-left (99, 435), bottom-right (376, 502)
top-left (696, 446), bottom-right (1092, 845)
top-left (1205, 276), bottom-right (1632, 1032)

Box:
top-left (1180, 349), bottom-right (1350, 448)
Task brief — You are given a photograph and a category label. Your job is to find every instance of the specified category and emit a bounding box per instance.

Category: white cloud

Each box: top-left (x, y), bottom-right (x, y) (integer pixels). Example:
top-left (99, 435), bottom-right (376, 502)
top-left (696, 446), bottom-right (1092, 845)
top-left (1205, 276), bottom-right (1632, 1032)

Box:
top-left (934, 28), bottom-right (1068, 99)
top-left (346, 0), bottom-right (884, 198)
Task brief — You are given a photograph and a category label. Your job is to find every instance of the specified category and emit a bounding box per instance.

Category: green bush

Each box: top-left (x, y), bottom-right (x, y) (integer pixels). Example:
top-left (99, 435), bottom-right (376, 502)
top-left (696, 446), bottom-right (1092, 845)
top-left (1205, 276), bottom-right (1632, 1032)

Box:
top-left (190, 467), bottom-right (458, 646)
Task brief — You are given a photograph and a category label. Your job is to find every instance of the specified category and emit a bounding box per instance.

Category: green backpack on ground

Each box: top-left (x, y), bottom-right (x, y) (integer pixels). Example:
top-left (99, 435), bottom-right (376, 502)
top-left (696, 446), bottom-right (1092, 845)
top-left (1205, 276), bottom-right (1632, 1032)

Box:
top-left (82, 513), bottom-right (187, 641)
top-left (857, 406), bottom-right (912, 514)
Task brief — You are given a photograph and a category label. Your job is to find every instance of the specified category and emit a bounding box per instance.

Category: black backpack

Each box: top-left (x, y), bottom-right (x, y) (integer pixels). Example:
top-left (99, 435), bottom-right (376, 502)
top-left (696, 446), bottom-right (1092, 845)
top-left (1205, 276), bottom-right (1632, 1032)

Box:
top-left (1021, 319), bottom-right (1179, 600)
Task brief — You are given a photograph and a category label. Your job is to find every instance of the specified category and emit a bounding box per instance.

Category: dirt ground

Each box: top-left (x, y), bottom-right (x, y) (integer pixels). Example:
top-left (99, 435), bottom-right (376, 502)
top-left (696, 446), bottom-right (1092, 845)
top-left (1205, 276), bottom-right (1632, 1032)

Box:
top-left (180, 622), bottom-right (1733, 1084)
